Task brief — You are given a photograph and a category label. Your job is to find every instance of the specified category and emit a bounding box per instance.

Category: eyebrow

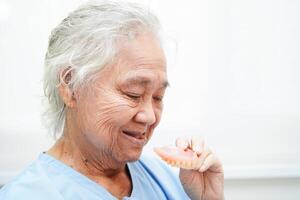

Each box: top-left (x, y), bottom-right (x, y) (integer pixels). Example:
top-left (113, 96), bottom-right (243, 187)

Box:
top-left (122, 76), bottom-right (170, 89)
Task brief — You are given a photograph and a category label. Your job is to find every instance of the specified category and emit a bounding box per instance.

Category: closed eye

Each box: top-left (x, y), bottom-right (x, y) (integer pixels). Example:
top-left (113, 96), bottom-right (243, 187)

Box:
top-left (153, 96), bottom-right (163, 102)
top-left (126, 93), bottom-right (141, 100)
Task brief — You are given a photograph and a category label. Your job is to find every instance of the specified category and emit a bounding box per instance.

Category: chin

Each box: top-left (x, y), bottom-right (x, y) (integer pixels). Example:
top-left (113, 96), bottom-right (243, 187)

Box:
top-left (121, 148), bottom-right (144, 163)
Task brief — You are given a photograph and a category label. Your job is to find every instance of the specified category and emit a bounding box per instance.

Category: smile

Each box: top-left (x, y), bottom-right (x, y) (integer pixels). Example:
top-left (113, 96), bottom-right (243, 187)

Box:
top-left (122, 130), bottom-right (147, 146)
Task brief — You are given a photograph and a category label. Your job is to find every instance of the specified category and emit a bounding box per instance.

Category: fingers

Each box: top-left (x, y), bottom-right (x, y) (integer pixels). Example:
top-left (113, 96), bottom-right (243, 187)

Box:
top-left (175, 135), bottom-right (223, 172)
top-left (176, 136), bottom-right (204, 154)
top-left (194, 145), bottom-right (212, 171)
top-left (199, 153), bottom-right (223, 173)
top-left (191, 135), bottom-right (204, 155)
top-left (176, 137), bottom-right (189, 150)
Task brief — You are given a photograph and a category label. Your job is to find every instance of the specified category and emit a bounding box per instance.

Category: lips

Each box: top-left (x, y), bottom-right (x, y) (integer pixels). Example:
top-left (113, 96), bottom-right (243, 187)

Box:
top-left (122, 130), bottom-right (146, 139)
top-left (122, 130), bottom-right (148, 148)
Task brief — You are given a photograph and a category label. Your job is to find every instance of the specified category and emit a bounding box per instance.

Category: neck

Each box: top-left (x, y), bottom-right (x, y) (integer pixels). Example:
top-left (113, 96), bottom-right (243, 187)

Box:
top-left (47, 131), bottom-right (133, 198)
top-left (47, 132), bottom-right (126, 178)
top-left (47, 113), bottom-right (133, 198)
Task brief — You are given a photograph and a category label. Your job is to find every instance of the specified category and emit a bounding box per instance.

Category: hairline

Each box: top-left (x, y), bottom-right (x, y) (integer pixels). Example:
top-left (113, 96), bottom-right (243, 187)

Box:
top-left (119, 75), bottom-right (169, 89)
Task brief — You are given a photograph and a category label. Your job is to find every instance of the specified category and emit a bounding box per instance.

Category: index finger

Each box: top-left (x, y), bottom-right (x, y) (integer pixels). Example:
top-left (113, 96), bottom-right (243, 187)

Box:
top-left (191, 135), bottom-right (204, 155)
top-left (175, 137), bottom-right (189, 150)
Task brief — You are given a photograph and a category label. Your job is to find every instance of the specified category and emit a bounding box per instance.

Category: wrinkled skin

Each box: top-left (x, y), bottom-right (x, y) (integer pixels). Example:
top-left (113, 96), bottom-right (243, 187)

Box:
top-left (49, 32), bottom-right (168, 198)
top-left (48, 32), bottom-right (224, 199)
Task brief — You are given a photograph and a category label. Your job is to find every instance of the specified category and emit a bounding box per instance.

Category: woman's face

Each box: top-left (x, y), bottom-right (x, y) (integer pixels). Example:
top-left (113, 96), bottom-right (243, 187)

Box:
top-left (73, 33), bottom-right (168, 163)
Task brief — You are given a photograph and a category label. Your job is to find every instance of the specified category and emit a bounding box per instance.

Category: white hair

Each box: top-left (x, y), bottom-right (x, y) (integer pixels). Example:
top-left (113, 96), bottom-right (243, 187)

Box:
top-left (43, 0), bottom-right (161, 139)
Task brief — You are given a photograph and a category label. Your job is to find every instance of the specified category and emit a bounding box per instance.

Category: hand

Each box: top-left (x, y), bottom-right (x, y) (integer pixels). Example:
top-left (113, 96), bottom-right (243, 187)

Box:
top-left (176, 136), bottom-right (224, 200)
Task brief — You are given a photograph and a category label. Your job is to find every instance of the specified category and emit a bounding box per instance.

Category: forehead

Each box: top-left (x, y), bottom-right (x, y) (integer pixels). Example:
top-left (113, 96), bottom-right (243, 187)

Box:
top-left (112, 32), bottom-right (168, 87)
top-left (118, 69), bottom-right (169, 89)
top-left (117, 32), bottom-right (166, 63)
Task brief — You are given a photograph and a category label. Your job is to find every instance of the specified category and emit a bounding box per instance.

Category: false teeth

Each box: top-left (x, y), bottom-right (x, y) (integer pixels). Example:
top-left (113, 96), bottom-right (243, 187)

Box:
top-left (154, 146), bottom-right (199, 170)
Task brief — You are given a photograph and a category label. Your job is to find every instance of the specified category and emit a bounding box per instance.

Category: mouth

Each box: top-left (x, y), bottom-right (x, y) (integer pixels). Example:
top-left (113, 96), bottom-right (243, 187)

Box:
top-left (122, 130), bottom-right (147, 146)
top-left (122, 130), bottom-right (146, 139)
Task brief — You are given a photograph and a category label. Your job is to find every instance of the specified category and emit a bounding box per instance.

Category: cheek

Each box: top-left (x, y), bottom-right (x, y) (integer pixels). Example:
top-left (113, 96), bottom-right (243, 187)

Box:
top-left (79, 91), bottom-right (137, 133)
top-left (153, 105), bottom-right (163, 127)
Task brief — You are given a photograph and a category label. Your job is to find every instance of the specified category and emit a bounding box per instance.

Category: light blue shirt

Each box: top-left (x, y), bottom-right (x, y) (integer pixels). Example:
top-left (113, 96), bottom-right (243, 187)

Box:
top-left (0, 153), bottom-right (190, 200)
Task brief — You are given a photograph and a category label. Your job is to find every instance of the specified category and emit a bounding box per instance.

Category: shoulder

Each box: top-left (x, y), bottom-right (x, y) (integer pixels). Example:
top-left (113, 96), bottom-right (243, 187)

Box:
top-left (0, 156), bottom-right (62, 200)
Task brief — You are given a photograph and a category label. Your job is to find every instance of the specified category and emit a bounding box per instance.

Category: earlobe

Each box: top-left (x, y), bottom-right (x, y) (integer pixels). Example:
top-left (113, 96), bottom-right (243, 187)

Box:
top-left (58, 84), bottom-right (76, 108)
top-left (58, 67), bottom-right (76, 108)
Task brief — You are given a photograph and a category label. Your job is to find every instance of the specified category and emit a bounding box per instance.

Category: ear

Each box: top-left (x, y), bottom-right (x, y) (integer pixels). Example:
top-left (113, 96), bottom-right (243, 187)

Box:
top-left (58, 67), bottom-right (76, 108)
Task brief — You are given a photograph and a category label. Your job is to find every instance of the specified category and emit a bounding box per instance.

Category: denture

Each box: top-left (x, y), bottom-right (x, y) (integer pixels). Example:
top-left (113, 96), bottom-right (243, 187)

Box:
top-left (154, 146), bottom-right (198, 170)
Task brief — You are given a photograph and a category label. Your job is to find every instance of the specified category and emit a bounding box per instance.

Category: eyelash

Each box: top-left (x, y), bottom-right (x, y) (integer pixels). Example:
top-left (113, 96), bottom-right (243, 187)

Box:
top-left (153, 96), bottom-right (163, 102)
top-left (126, 93), bottom-right (163, 102)
top-left (126, 93), bottom-right (141, 100)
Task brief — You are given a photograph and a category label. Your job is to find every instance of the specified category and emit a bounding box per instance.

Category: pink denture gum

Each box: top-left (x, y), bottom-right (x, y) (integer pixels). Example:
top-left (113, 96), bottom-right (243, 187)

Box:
top-left (154, 146), bottom-right (198, 170)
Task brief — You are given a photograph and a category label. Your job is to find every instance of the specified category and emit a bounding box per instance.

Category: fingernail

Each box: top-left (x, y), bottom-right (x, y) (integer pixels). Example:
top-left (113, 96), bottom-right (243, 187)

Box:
top-left (195, 147), bottom-right (202, 154)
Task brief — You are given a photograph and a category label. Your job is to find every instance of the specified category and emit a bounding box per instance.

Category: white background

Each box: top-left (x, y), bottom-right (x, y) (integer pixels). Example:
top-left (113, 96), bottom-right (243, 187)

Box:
top-left (0, 0), bottom-right (300, 199)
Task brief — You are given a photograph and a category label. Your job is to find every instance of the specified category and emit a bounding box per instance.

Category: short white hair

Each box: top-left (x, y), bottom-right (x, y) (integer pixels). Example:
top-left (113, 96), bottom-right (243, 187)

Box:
top-left (43, 0), bottom-right (161, 139)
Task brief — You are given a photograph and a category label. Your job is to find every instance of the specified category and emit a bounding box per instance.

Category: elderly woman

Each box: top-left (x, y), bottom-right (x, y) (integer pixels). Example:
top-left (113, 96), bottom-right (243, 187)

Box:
top-left (0, 1), bottom-right (224, 199)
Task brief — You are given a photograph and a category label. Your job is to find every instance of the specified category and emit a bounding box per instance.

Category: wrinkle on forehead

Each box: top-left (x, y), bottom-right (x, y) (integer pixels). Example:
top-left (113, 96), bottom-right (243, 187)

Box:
top-left (117, 69), bottom-right (169, 90)
top-left (132, 56), bottom-right (167, 70)
top-left (113, 55), bottom-right (167, 76)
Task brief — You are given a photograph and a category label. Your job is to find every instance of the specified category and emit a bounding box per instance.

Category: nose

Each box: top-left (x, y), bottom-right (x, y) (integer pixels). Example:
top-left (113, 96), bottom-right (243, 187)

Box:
top-left (134, 101), bottom-right (156, 125)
